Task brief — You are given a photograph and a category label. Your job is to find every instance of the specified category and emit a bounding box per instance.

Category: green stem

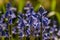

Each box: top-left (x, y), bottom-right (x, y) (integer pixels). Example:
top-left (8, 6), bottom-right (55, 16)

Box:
top-left (51, 0), bottom-right (56, 11)
top-left (18, 0), bottom-right (26, 12)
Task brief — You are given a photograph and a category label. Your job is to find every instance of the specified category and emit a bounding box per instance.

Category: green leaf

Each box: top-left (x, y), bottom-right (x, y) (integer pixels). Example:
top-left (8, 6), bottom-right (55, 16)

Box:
top-left (2, 5), bottom-right (6, 14)
top-left (34, 3), bottom-right (41, 11)
top-left (30, 0), bottom-right (41, 11)
top-left (51, 0), bottom-right (56, 11)
top-left (2, 36), bottom-right (5, 40)
top-left (18, 0), bottom-right (26, 12)
top-left (56, 12), bottom-right (60, 24)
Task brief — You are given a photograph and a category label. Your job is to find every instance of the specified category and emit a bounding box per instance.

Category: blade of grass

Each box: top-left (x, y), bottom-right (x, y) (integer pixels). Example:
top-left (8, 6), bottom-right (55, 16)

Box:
top-left (2, 5), bottom-right (6, 14)
top-left (2, 36), bottom-right (5, 40)
top-left (51, 0), bottom-right (56, 11)
top-left (34, 3), bottom-right (41, 12)
top-left (22, 36), bottom-right (26, 40)
top-left (56, 12), bottom-right (60, 24)
top-left (30, 35), bottom-right (35, 40)
top-left (18, 0), bottom-right (26, 12)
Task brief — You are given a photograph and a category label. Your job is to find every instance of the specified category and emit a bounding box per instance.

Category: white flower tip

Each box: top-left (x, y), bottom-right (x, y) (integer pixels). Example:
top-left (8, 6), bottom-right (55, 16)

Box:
top-left (57, 30), bottom-right (60, 36)
top-left (10, 7), bottom-right (16, 11)
top-left (47, 11), bottom-right (56, 17)
top-left (27, 1), bottom-right (30, 4)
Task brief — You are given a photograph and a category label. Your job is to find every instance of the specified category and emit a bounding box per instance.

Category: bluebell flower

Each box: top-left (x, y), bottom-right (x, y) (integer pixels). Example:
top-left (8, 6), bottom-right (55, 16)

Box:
top-left (19, 31), bottom-right (24, 37)
top-left (5, 31), bottom-right (9, 37)
top-left (49, 27), bottom-right (55, 33)
top-left (20, 21), bottom-right (25, 28)
top-left (25, 10), bottom-right (31, 17)
top-left (6, 3), bottom-right (11, 9)
top-left (2, 31), bottom-right (5, 36)
top-left (53, 20), bottom-right (57, 24)
top-left (0, 23), bottom-right (7, 30)
top-left (26, 12), bottom-right (36, 26)
top-left (57, 30), bottom-right (60, 36)
top-left (1, 14), bottom-right (5, 19)
top-left (38, 6), bottom-right (47, 16)
top-left (25, 5), bottom-right (39, 27)
top-left (0, 19), bottom-right (3, 24)
top-left (5, 3), bottom-right (16, 19)
top-left (26, 2), bottom-right (31, 7)
top-left (53, 27), bottom-right (57, 32)
top-left (42, 17), bottom-right (49, 26)
top-left (19, 19), bottom-right (25, 29)
top-left (17, 24), bottom-right (21, 29)
top-left (35, 14), bottom-right (42, 22)
top-left (5, 5), bottom-right (16, 25)
top-left (4, 23), bottom-right (8, 30)
top-left (43, 33), bottom-right (50, 40)
top-left (19, 32), bottom-right (23, 37)
top-left (17, 18), bottom-right (25, 29)
top-left (25, 7), bottom-right (36, 17)
top-left (25, 29), bottom-right (30, 36)
top-left (18, 12), bottom-right (24, 19)
top-left (12, 27), bottom-right (17, 34)
top-left (8, 18), bottom-right (13, 25)
top-left (5, 10), bottom-right (16, 19)
top-left (39, 7), bottom-right (45, 14)
top-left (24, 1), bottom-right (32, 11)
top-left (32, 16), bottom-right (40, 29)
top-left (37, 7), bottom-right (47, 23)
top-left (25, 3), bottom-right (36, 18)
top-left (18, 29), bottom-right (24, 37)
top-left (10, 13), bottom-right (16, 19)
top-left (30, 7), bottom-right (36, 15)
top-left (0, 15), bottom-right (4, 24)
top-left (5, 10), bottom-right (10, 18)
top-left (0, 26), bottom-right (2, 32)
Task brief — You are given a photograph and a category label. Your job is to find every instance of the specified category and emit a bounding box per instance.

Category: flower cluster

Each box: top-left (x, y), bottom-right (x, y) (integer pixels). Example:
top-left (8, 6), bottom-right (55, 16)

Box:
top-left (0, 2), bottom-right (59, 40)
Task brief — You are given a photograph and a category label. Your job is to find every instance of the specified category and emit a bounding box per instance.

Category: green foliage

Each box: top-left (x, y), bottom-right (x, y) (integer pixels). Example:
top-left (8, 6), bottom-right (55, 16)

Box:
top-left (18, 0), bottom-right (26, 12)
top-left (51, 0), bottom-right (56, 11)
top-left (30, 0), bottom-right (41, 11)
top-left (56, 12), bottom-right (60, 24)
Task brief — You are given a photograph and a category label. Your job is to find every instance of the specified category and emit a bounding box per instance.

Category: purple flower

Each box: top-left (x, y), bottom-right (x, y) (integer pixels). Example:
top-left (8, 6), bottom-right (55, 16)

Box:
top-left (0, 26), bottom-right (2, 32)
top-left (6, 3), bottom-right (11, 9)
top-left (38, 6), bottom-right (47, 16)
top-left (57, 30), bottom-right (60, 36)
top-left (8, 19), bottom-right (13, 24)
top-left (5, 31), bottom-right (9, 37)
top-left (24, 2), bottom-right (32, 11)
top-left (12, 27), bottom-right (16, 34)
top-left (25, 29), bottom-right (30, 36)
top-left (43, 33), bottom-right (50, 40)
top-left (42, 17), bottom-right (49, 26)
